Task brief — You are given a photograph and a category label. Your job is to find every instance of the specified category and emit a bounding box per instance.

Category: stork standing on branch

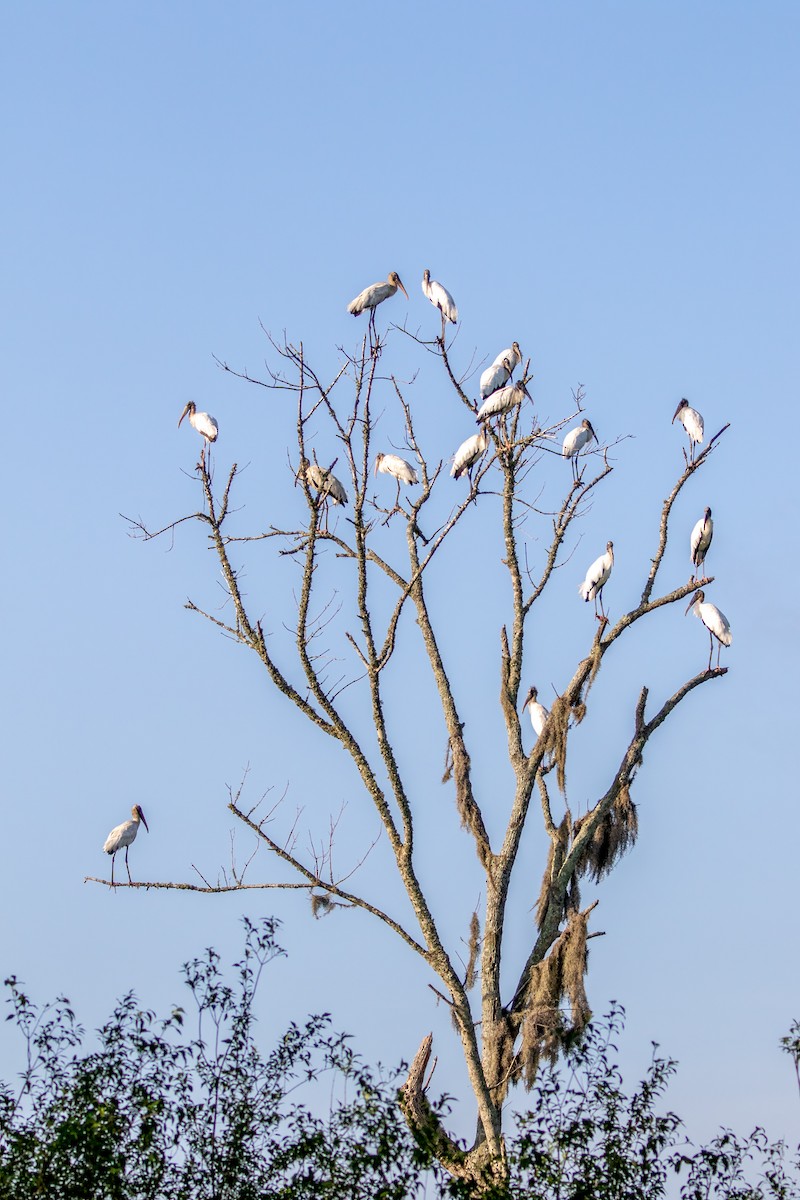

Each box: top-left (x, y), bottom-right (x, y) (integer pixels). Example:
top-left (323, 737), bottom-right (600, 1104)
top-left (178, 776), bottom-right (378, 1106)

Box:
top-left (476, 378), bottom-right (531, 423)
top-left (672, 398), bottom-right (704, 461)
top-left (685, 589), bottom-right (731, 669)
top-left (451, 427), bottom-right (488, 483)
top-left (374, 452), bottom-right (418, 508)
top-left (347, 272), bottom-right (408, 335)
top-left (479, 357), bottom-right (514, 401)
top-left (296, 458), bottom-right (348, 529)
top-left (178, 401), bottom-right (218, 468)
top-left (421, 269), bottom-right (458, 338)
top-left (103, 805), bottom-right (149, 885)
top-left (522, 685), bottom-right (550, 742)
top-left (579, 541), bottom-right (614, 619)
top-left (562, 419), bottom-right (597, 481)
top-left (690, 507), bottom-right (713, 579)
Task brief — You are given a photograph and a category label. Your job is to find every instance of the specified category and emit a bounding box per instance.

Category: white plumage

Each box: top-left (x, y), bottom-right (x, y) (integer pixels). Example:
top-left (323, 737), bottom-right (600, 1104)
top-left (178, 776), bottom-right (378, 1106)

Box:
top-left (374, 452), bottom-right (418, 486)
top-left (522, 686), bottom-right (550, 740)
top-left (562, 419), bottom-right (597, 478)
top-left (421, 269), bottom-right (458, 324)
top-left (103, 805), bottom-right (149, 886)
top-left (672, 398), bottom-right (704, 459)
top-left (685, 588), bottom-right (731, 669)
top-left (451, 428), bottom-right (488, 481)
top-left (579, 541), bottom-right (614, 617)
top-left (347, 272), bottom-right (408, 317)
top-left (491, 342), bottom-right (522, 372)
top-left (299, 460), bottom-right (348, 506)
top-left (476, 379), bottom-right (530, 422)
top-left (479, 357), bottom-right (513, 400)
top-left (690, 507), bottom-right (713, 578)
top-left (178, 401), bottom-right (219, 450)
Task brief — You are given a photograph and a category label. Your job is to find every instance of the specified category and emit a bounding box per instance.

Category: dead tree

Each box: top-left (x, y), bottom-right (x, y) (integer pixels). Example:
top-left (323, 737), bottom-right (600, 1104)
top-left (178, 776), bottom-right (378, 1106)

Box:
top-left (100, 320), bottom-right (730, 1196)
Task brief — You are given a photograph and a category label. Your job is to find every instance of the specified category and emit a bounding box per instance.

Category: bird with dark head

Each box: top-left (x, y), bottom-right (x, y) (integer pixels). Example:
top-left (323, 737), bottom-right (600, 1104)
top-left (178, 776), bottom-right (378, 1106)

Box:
top-left (103, 805), bottom-right (149, 886)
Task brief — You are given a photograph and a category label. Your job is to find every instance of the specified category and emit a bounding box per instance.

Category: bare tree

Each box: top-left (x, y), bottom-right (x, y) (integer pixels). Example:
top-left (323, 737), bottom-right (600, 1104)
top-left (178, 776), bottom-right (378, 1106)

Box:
top-left (95, 319), bottom-right (729, 1196)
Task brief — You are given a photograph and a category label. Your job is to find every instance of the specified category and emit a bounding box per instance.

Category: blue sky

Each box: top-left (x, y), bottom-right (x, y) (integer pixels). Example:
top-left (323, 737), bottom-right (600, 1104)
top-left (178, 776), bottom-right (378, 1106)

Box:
top-left (1, 0), bottom-right (798, 1152)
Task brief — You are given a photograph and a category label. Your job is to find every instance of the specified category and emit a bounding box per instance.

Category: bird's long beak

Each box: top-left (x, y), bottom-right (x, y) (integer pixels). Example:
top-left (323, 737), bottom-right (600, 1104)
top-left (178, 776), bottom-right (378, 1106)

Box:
top-left (396, 276), bottom-right (409, 299)
top-left (373, 458), bottom-right (380, 477)
top-left (671, 403), bottom-right (682, 424)
top-left (685, 592), bottom-right (700, 615)
top-left (588, 422), bottom-right (597, 442)
top-left (140, 811), bottom-right (150, 833)
top-left (178, 403), bottom-right (190, 428)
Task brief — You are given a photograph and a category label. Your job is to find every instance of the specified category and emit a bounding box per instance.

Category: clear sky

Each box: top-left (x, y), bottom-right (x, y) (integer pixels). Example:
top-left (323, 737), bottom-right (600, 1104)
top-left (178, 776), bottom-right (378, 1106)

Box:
top-left (1, 0), bottom-right (798, 1153)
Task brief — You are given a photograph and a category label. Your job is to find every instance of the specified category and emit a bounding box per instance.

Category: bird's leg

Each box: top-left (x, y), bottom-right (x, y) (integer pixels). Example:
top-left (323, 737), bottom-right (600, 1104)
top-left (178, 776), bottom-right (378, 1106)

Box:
top-left (707, 632), bottom-right (714, 672)
top-left (125, 846), bottom-right (132, 884)
top-left (110, 854), bottom-right (115, 887)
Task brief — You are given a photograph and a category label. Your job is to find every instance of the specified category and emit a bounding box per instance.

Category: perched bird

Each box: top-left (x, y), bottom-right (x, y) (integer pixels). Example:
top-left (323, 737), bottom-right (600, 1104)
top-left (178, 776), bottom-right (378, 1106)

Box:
top-left (491, 342), bottom-right (522, 372)
top-left (178, 401), bottom-right (219, 463)
top-left (579, 541), bottom-right (614, 618)
top-left (476, 379), bottom-right (531, 422)
top-left (451, 427), bottom-right (489, 482)
top-left (685, 589), bottom-right (731, 670)
top-left (672, 398), bottom-right (704, 460)
top-left (690, 507), bottom-right (713, 579)
top-left (374, 451), bottom-right (418, 506)
top-left (347, 272), bottom-right (408, 325)
top-left (522, 685), bottom-right (550, 741)
top-left (479, 357), bottom-right (514, 400)
top-left (562, 419), bottom-right (597, 480)
top-left (297, 459), bottom-right (348, 507)
top-left (421, 269), bottom-right (458, 327)
top-left (103, 805), bottom-right (149, 886)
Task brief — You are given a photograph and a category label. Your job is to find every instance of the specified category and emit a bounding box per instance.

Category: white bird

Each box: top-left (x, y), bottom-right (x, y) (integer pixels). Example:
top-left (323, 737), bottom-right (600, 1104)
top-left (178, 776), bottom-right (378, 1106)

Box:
top-left (103, 805), bottom-right (149, 886)
top-left (347, 272), bottom-right (409, 325)
top-left (374, 451), bottom-right (418, 506)
top-left (685, 588), bottom-right (731, 670)
top-left (522, 685), bottom-right (550, 741)
top-left (479, 357), bottom-right (514, 400)
top-left (297, 459), bottom-right (348, 507)
top-left (579, 541), bottom-right (614, 618)
top-left (178, 401), bottom-right (219, 464)
top-left (491, 342), bottom-right (522, 372)
top-left (672, 398), bottom-right (704, 460)
top-left (690, 507), bottom-right (713, 579)
top-left (562, 419), bottom-right (597, 480)
top-left (451, 427), bottom-right (488, 482)
top-left (476, 379), bottom-right (531, 423)
top-left (421, 269), bottom-right (458, 329)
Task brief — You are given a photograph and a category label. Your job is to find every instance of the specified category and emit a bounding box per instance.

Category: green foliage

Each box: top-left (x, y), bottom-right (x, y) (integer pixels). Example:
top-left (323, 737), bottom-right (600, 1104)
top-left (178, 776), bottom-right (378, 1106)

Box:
top-left (0, 918), bottom-right (430, 1200)
top-left (499, 1006), bottom-right (800, 1200)
top-left (0, 931), bottom-right (797, 1200)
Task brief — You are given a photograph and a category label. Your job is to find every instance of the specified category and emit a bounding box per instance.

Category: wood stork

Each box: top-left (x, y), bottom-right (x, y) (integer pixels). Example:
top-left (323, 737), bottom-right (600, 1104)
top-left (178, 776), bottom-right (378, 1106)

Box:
top-left (374, 451), bottom-right (418, 507)
top-left (297, 459), bottom-right (348, 507)
top-left (297, 459), bottom-right (347, 528)
top-left (579, 541), bottom-right (614, 619)
top-left (522, 685), bottom-right (550, 741)
top-left (491, 342), bottom-right (522, 372)
top-left (347, 272), bottom-right (408, 331)
top-left (685, 588), bottom-right (731, 669)
top-left (421, 269), bottom-right (458, 333)
top-left (690, 507), bottom-right (713, 579)
top-left (562, 419), bottom-right (597, 481)
top-left (451, 427), bottom-right (488, 482)
top-left (479, 357), bottom-right (514, 400)
top-left (178, 401), bottom-right (219, 466)
top-left (672, 398), bottom-right (704, 460)
top-left (476, 379), bottom-right (531, 423)
top-left (103, 805), bottom-right (149, 885)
